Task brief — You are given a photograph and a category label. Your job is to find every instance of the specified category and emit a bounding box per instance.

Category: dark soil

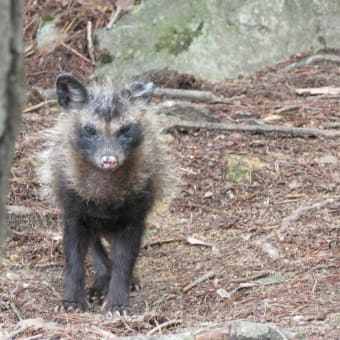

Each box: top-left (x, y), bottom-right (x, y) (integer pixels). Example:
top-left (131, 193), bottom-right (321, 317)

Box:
top-left (0, 1), bottom-right (339, 339)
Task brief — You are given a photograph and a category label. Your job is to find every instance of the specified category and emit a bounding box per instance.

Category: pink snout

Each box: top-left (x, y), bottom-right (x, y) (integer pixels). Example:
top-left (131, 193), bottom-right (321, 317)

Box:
top-left (100, 155), bottom-right (118, 169)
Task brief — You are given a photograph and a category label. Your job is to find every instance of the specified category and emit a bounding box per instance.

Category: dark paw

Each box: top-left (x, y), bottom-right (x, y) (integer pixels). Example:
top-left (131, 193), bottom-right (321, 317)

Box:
top-left (130, 276), bottom-right (143, 291)
top-left (57, 300), bottom-right (88, 312)
top-left (102, 301), bottom-right (132, 317)
top-left (88, 287), bottom-right (105, 303)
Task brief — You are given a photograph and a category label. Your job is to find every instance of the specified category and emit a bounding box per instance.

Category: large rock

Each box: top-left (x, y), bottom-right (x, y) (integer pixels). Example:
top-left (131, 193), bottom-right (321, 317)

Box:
top-left (96, 0), bottom-right (340, 83)
top-left (120, 321), bottom-right (296, 339)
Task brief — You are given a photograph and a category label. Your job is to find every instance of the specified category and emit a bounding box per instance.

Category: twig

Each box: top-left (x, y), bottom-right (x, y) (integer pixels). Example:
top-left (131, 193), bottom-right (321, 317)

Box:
top-left (280, 197), bottom-right (339, 231)
top-left (23, 99), bottom-right (57, 113)
top-left (229, 270), bottom-right (270, 283)
top-left (321, 122), bottom-right (340, 130)
top-left (143, 237), bottom-right (184, 248)
top-left (296, 87), bottom-right (340, 96)
top-left (4, 328), bottom-right (26, 340)
top-left (164, 120), bottom-right (340, 138)
top-left (10, 302), bottom-right (23, 321)
top-left (269, 324), bottom-right (289, 340)
top-left (183, 271), bottom-right (215, 293)
top-left (60, 42), bottom-right (92, 65)
top-left (154, 88), bottom-right (225, 103)
top-left (106, 6), bottom-right (122, 30)
top-left (147, 319), bottom-right (182, 335)
top-left (303, 54), bottom-right (340, 66)
top-left (273, 105), bottom-right (300, 115)
top-left (24, 335), bottom-right (44, 340)
top-left (86, 21), bottom-right (96, 65)
top-left (281, 53), bottom-right (340, 72)
top-left (312, 279), bottom-right (318, 298)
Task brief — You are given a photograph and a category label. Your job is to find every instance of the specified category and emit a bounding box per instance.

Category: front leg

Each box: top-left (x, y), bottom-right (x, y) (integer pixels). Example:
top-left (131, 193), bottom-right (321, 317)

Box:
top-left (62, 216), bottom-right (90, 311)
top-left (104, 222), bottom-right (145, 315)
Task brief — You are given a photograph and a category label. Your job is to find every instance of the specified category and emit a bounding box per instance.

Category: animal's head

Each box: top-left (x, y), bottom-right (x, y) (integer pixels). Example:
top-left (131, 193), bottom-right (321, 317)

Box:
top-left (56, 74), bottom-right (154, 171)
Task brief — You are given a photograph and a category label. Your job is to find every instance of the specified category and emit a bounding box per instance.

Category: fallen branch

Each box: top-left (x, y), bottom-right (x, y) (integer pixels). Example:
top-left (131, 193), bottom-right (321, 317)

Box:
top-left (23, 99), bottom-right (57, 113)
top-left (147, 319), bottom-right (182, 336)
top-left (183, 271), bottom-right (215, 293)
top-left (296, 87), bottom-right (340, 96)
top-left (154, 88), bottom-right (225, 103)
top-left (280, 197), bottom-right (339, 231)
top-left (164, 120), bottom-right (340, 138)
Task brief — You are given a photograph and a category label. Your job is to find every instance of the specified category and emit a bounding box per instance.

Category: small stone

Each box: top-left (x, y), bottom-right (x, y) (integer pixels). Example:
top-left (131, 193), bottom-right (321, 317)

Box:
top-left (319, 155), bottom-right (337, 164)
top-left (6, 205), bottom-right (34, 216)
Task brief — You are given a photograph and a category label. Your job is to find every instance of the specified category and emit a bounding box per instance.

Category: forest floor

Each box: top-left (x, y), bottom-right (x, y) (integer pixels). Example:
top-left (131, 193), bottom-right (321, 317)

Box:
top-left (0, 1), bottom-right (339, 339)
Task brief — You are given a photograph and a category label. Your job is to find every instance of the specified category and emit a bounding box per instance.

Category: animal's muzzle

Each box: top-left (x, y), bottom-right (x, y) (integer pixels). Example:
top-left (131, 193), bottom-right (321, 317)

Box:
top-left (100, 155), bottom-right (118, 169)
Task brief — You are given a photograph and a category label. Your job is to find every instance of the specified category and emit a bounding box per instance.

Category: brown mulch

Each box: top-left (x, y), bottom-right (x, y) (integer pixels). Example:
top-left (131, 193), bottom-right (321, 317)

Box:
top-left (1, 1), bottom-right (339, 339)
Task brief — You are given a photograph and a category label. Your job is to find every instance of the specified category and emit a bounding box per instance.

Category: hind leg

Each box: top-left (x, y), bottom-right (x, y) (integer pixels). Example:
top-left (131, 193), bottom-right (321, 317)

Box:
top-left (89, 238), bottom-right (111, 301)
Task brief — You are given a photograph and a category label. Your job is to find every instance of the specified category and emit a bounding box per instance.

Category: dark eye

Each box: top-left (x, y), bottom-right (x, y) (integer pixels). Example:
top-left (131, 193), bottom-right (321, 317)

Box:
top-left (83, 124), bottom-right (96, 136)
top-left (119, 124), bottom-right (132, 135)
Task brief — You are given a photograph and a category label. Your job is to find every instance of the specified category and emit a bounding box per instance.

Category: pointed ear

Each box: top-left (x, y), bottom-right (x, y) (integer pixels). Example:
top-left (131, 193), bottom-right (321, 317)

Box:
top-left (56, 74), bottom-right (90, 109)
top-left (122, 81), bottom-right (155, 103)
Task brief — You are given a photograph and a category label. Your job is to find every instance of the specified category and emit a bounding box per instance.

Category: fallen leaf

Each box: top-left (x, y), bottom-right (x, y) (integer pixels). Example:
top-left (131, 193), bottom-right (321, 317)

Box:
top-left (186, 236), bottom-right (210, 246)
top-left (255, 273), bottom-right (285, 285)
top-left (216, 288), bottom-right (232, 299)
top-left (204, 191), bottom-right (214, 198)
top-left (186, 237), bottom-right (218, 253)
top-left (217, 282), bottom-right (258, 300)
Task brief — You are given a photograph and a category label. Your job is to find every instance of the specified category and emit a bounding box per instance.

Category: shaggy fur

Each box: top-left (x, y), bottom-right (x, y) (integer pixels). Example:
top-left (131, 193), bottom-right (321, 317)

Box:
top-left (38, 74), bottom-right (174, 314)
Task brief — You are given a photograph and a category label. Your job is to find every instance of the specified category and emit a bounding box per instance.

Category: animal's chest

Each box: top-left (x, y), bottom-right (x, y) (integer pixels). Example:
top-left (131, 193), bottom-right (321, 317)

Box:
top-left (80, 199), bottom-right (127, 231)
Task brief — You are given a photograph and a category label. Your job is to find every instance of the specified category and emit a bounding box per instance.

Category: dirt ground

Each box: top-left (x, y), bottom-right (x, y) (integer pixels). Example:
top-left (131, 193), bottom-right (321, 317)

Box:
top-left (0, 1), bottom-right (339, 339)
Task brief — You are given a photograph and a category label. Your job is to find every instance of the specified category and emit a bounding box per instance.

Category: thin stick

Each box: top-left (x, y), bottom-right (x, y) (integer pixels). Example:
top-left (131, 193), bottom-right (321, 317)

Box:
top-left (86, 21), bottom-right (96, 65)
top-left (164, 120), bottom-right (340, 138)
top-left (154, 88), bottom-right (225, 103)
top-left (262, 196), bottom-right (340, 241)
top-left (321, 122), bottom-right (340, 130)
top-left (280, 197), bottom-right (338, 231)
top-left (273, 105), bottom-right (300, 115)
top-left (60, 42), bottom-right (92, 65)
top-left (229, 270), bottom-right (270, 283)
top-left (269, 324), bottom-right (289, 340)
top-left (24, 335), bottom-right (44, 340)
top-left (147, 319), bottom-right (182, 336)
top-left (183, 271), bottom-right (215, 293)
top-left (23, 99), bottom-right (57, 113)
top-left (10, 302), bottom-right (23, 321)
top-left (106, 6), bottom-right (122, 30)
top-left (296, 87), bottom-right (340, 96)
top-left (144, 237), bottom-right (184, 248)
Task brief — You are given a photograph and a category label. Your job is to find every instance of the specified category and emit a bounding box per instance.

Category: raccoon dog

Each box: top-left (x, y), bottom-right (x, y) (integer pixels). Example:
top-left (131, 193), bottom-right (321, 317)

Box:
top-left (39, 74), bottom-right (170, 315)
